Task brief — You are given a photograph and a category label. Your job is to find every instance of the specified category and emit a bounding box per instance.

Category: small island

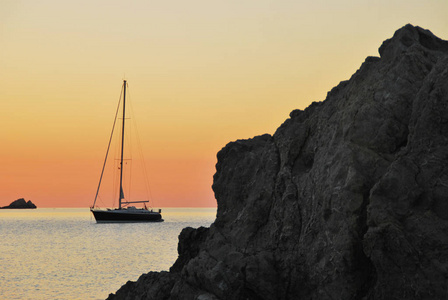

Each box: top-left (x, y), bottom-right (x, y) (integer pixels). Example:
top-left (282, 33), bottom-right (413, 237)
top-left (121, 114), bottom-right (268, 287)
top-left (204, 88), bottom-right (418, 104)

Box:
top-left (0, 198), bottom-right (37, 209)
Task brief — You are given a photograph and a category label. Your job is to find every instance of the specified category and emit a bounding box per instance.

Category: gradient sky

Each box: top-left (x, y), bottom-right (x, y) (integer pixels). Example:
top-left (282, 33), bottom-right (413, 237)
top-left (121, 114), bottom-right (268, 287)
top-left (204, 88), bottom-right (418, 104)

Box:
top-left (1, 0), bottom-right (447, 207)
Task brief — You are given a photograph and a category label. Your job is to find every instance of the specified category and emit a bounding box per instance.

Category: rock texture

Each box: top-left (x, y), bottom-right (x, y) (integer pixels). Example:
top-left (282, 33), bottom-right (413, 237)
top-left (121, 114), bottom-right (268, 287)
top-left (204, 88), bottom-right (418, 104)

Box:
top-left (0, 198), bottom-right (37, 209)
top-left (108, 24), bottom-right (448, 299)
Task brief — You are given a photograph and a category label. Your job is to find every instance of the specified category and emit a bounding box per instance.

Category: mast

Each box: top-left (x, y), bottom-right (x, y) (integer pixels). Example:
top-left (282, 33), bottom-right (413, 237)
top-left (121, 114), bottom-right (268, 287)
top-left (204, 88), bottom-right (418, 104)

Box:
top-left (119, 80), bottom-right (127, 209)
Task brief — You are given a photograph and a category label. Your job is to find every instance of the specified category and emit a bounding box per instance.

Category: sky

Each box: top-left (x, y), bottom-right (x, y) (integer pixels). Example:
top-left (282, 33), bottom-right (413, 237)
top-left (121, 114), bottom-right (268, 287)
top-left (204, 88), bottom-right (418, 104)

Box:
top-left (1, 0), bottom-right (447, 208)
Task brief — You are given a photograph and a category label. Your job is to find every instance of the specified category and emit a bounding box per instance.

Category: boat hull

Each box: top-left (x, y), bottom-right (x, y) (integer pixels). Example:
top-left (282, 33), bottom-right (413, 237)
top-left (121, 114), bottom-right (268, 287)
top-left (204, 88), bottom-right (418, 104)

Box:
top-left (91, 209), bottom-right (163, 223)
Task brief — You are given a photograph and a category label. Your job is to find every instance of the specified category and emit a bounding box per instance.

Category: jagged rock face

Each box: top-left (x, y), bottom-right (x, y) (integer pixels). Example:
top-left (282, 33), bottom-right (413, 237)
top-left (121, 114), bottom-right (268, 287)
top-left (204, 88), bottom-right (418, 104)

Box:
top-left (109, 24), bottom-right (448, 300)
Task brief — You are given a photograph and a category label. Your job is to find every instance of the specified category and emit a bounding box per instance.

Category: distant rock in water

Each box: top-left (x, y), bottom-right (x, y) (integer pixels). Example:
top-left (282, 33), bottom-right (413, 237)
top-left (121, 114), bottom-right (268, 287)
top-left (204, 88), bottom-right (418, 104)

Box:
top-left (1, 198), bottom-right (37, 209)
top-left (108, 24), bottom-right (448, 299)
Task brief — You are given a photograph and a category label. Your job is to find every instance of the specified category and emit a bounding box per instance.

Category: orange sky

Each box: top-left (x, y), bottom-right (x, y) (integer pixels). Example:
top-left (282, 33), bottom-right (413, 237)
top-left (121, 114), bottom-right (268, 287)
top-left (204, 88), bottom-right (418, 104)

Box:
top-left (1, 0), bottom-right (447, 207)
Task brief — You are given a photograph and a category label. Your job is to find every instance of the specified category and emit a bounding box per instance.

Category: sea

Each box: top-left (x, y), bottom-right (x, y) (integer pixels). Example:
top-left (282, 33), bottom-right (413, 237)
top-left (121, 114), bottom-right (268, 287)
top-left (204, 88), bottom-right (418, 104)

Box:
top-left (0, 208), bottom-right (216, 300)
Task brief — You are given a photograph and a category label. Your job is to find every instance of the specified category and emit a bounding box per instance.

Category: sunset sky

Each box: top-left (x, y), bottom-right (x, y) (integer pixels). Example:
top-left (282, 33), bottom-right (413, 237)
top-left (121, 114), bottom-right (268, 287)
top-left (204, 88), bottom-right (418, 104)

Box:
top-left (1, 0), bottom-right (447, 208)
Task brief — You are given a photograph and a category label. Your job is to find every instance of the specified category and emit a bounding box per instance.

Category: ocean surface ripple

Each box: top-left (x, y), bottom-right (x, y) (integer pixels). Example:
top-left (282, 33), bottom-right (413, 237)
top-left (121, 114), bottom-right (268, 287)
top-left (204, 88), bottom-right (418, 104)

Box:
top-left (0, 208), bottom-right (216, 300)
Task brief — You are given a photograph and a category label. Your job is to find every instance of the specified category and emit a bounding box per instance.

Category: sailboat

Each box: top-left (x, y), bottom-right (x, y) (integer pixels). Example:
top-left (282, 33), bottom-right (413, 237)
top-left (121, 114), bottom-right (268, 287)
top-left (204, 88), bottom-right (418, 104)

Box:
top-left (90, 80), bottom-right (163, 222)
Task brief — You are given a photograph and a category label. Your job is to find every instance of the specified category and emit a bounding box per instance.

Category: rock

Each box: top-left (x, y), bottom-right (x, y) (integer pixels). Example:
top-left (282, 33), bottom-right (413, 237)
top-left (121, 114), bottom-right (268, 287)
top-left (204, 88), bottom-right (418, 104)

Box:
top-left (170, 226), bottom-right (210, 273)
top-left (106, 272), bottom-right (178, 300)
top-left (1, 198), bottom-right (37, 209)
top-left (108, 24), bottom-right (448, 300)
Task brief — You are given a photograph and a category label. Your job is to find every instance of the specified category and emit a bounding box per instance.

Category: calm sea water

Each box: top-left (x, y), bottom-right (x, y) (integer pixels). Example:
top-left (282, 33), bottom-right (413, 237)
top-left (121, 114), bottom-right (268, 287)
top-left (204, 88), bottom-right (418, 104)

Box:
top-left (0, 208), bottom-right (216, 300)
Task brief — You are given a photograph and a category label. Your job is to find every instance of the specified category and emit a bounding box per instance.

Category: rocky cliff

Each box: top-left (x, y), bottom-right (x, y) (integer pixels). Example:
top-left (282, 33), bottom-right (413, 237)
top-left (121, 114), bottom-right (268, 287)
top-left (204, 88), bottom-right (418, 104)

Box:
top-left (108, 24), bottom-right (448, 300)
top-left (0, 198), bottom-right (37, 209)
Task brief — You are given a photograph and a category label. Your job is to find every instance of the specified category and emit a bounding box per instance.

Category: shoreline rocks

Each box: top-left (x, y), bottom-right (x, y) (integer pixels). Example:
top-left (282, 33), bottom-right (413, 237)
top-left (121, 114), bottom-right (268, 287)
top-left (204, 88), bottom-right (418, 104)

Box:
top-left (108, 24), bottom-right (448, 299)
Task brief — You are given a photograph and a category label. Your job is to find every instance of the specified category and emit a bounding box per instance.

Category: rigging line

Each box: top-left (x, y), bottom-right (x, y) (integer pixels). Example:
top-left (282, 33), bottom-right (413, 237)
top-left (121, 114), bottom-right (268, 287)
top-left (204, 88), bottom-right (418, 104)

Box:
top-left (124, 87), bottom-right (133, 204)
top-left (92, 84), bottom-right (124, 208)
top-left (112, 107), bottom-right (123, 208)
top-left (123, 133), bottom-right (132, 205)
top-left (112, 158), bottom-right (118, 208)
top-left (129, 93), bottom-right (154, 207)
top-left (97, 195), bottom-right (107, 209)
top-left (128, 128), bottom-right (133, 204)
